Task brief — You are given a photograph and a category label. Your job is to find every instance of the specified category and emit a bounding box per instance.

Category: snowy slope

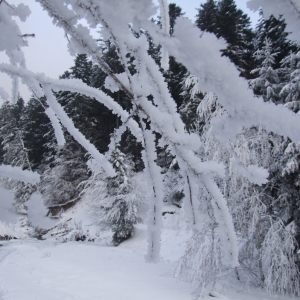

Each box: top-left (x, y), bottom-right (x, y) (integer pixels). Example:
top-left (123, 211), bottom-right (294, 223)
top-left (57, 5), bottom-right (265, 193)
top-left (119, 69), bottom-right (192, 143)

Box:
top-left (0, 224), bottom-right (296, 300)
top-left (0, 189), bottom-right (297, 300)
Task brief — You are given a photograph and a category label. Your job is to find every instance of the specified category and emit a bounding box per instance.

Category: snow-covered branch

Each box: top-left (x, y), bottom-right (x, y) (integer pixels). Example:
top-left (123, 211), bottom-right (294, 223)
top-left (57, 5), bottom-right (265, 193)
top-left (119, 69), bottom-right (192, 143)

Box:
top-left (144, 17), bottom-right (300, 145)
top-left (247, 0), bottom-right (300, 43)
top-left (36, 0), bottom-right (134, 99)
top-left (0, 63), bottom-right (141, 138)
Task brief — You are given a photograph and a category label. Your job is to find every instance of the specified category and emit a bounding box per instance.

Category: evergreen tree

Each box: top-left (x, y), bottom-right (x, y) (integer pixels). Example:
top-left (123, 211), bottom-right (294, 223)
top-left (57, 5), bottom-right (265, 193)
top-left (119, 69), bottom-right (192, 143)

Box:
top-left (0, 98), bottom-right (29, 169)
top-left (20, 96), bottom-right (56, 172)
top-left (164, 4), bottom-right (187, 109)
top-left (280, 51), bottom-right (300, 106)
top-left (70, 54), bottom-right (93, 85)
top-left (0, 98), bottom-right (36, 214)
top-left (120, 129), bottom-right (144, 173)
top-left (249, 38), bottom-right (281, 103)
top-left (41, 50), bottom-right (132, 210)
top-left (169, 3), bottom-right (185, 36)
top-left (195, 0), bottom-right (218, 34)
top-left (57, 53), bottom-right (117, 153)
top-left (196, 0), bottom-right (255, 78)
top-left (179, 75), bottom-right (205, 133)
top-left (255, 11), bottom-right (298, 70)
top-left (40, 135), bottom-right (89, 208)
top-left (83, 147), bottom-right (142, 246)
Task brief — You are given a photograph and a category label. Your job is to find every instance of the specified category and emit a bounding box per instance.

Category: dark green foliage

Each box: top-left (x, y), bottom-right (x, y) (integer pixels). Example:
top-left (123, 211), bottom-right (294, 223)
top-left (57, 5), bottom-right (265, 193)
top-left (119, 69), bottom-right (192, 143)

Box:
top-left (164, 56), bottom-right (187, 109)
top-left (169, 3), bottom-right (185, 36)
top-left (70, 54), bottom-right (93, 85)
top-left (163, 4), bottom-right (188, 109)
top-left (195, 0), bottom-right (218, 34)
top-left (120, 129), bottom-right (144, 172)
top-left (20, 97), bottom-right (56, 172)
top-left (0, 98), bottom-right (37, 212)
top-left (255, 11), bottom-right (298, 70)
top-left (40, 135), bottom-right (89, 208)
top-left (58, 89), bottom-right (115, 153)
top-left (57, 53), bottom-right (117, 153)
top-left (250, 38), bottom-right (281, 103)
top-left (196, 0), bottom-right (255, 78)
top-left (250, 13), bottom-right (299, 103)
top-left (179, 92), bottom-right (204, 133)
top-left (82, 147), bottom-right (142, 246)
top-left (0, 98), bottom-right (30, 169)
top-left (145, 28), bottom-right (162, 67)
top-left (111, 199), bottom-right (135, 246)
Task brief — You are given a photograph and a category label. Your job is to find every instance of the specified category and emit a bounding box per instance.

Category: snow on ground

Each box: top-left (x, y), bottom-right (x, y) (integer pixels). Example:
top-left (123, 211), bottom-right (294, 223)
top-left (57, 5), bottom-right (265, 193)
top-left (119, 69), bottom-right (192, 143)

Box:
top-left (0, 222), bottom-right (296, 300)
top-left (0, 238), bottom-right (192, 300)
top-left (0, 190), bottom-right (297, 300)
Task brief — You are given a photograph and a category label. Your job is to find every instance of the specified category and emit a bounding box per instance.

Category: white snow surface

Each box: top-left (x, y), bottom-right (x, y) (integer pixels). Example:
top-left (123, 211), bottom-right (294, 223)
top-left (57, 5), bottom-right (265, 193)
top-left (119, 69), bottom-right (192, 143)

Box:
top-left (0, 226), bottom-right (296, 300)
top-left (0, 193), bottom-right (296, 300)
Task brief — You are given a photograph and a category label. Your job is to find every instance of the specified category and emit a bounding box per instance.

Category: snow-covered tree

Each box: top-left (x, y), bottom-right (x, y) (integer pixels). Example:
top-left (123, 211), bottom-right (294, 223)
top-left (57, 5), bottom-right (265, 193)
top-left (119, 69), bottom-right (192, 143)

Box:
top-left (40, 135), bottom-right (89, 208)
top-left (247, 0), bottom-right (300, 43)
top-left (254, 12), bottom-right (297, 70)
top-left (82, 147), bottom-right (143, 246)
top-left (196, 0), bottom-right (255, 78)
top-left (20, 96), bottom-right (56, 172)
top-left (249, 38), bottom-right (281, 103)
top-left (177, 75), bottom-right (300, 296)
top-left (0, 98), bottom-right (36, 214)
top-left (280, 51), bottom-right (300, 106)
top-left (1, 0), bottom-right (300, 297)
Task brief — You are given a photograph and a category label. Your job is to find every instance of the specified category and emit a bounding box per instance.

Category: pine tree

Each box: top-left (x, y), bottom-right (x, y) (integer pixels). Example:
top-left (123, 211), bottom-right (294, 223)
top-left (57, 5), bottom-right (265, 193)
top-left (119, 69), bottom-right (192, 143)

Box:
top-left (249, 38), bottom-right (281, 103)
top-left (0, 98), bottom-right (36, 214)
top-left (0, 98), bottom-right (29, 168)
top-left (196, 0), bottom-right (218, 34)
top-left (70, 54), bottom-right (93, 85)
top-left (164, 4), bottom-right (187, 109)
top-left (169, 3), bottom-right (185, 36)
top-left (179, 75), bottom-right (205, 133)
top-left (120, 129), bottom-right (144, 173)
top-left (280, 51), bottom-right (300, 106)
top-left (255, 11), bottom-right (298, 70)
top-left (57, 54), bottom-right (115, 153)
top-left (83, 147), bottom-right (142, 246)
top-left (196, 0), bottom-right (255, 78)
top-left (40, 135), bottom-right (89, 208)
top-left (20, 96), bottom-right (56, 172)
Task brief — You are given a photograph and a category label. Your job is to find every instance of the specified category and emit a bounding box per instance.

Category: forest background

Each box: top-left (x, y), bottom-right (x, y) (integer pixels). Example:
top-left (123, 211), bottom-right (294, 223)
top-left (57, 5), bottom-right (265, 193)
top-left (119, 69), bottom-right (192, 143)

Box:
top-left (0, 0), bottom-right (300, 298)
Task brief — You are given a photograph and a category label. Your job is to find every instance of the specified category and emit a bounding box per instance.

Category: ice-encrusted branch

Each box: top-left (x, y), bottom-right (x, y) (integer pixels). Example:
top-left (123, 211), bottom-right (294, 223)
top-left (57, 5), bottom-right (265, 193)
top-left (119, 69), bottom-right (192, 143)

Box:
top-left (202, 174), bottom-right (239, 267)
top-left (36, 0), bottom-right (134, 99)
top-left (0, 63), bottom-right (141, 139)
top-left (43, 83), bottom-right (115, 176)
top-left (141, 126), bottom-right (164, 263)
top-left (247, 0), bottom-right (300, 43)
top-left (143, 17), bottom-right (300, 145)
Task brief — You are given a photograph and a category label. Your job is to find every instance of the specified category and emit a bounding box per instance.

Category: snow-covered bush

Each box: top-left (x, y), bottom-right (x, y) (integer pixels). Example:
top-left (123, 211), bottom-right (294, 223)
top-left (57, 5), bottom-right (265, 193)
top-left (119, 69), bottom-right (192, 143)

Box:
top-left (82, 148), bottom-right (144, 246)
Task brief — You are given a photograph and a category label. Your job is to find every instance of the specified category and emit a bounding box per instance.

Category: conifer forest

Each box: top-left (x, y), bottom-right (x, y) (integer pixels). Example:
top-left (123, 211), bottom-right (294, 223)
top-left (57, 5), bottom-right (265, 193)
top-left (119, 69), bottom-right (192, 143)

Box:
top-left (0, 0), bottom-right (300, 299)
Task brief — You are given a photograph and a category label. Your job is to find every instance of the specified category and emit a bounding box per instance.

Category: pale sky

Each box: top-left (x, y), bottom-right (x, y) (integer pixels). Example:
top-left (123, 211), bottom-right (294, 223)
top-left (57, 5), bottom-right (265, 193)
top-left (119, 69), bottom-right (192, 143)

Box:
top-left (0, 0), bottom-right (259, 102)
